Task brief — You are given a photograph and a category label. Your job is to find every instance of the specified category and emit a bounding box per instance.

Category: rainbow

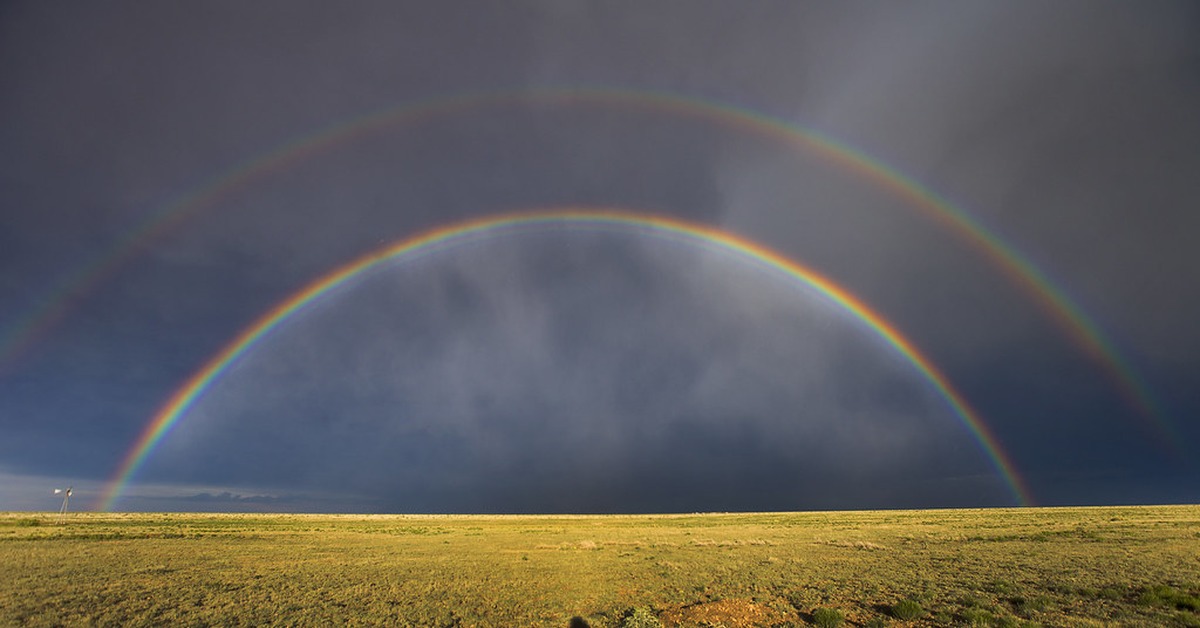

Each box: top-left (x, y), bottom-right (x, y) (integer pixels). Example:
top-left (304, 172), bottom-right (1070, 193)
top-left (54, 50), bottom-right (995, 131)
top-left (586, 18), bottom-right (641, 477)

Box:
top-left (97, 209), bottom-right (1033, 510)
top-left (2, 86), bottom-right (1171, 446)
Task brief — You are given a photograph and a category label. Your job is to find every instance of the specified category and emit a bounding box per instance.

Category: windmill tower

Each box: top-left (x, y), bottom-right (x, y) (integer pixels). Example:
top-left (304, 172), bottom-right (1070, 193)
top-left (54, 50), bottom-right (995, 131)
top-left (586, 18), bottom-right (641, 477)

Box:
top-left (55, 487), bottom-right (72, 524)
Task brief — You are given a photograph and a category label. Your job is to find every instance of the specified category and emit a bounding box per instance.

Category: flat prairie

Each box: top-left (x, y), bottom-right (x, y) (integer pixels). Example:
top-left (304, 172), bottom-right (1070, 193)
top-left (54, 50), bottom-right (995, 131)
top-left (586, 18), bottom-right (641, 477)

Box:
top-left (2, 506), bottom-right (1198, 626)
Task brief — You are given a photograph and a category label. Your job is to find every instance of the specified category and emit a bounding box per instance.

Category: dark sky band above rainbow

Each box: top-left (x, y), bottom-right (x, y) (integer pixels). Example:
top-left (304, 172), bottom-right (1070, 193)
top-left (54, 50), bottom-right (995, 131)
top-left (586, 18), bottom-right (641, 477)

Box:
top-left (0, 86), bottom-right (1174, 451)
top-left (97, 209), bottom-right (1034, 510)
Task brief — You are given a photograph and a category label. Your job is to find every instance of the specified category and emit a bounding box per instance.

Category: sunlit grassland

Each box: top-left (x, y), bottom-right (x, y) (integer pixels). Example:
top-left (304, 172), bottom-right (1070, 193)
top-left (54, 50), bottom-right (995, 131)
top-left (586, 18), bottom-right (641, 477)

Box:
top-left (2, 506), bottom-right (1198, 626)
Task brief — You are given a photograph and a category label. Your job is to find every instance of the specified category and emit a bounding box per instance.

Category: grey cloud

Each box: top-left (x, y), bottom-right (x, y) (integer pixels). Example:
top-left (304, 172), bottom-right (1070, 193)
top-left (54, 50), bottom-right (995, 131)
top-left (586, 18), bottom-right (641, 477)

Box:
top-left (140, 229), bottom-right (1000, 510)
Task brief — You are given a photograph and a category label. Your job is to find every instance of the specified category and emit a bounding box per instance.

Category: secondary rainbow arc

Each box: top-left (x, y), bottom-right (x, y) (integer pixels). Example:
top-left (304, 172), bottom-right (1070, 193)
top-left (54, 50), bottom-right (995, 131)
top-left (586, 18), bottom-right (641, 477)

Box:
top-left (0, 86), bottom-right (1170, 448)
top-left (97, 209), bottom-right (1033, 511)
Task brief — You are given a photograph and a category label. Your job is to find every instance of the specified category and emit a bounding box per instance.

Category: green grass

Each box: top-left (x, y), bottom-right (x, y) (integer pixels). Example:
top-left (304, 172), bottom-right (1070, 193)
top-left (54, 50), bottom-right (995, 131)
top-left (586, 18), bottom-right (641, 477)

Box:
top-left (0, 506), bottom-right (1197, 626)
top-left (1139, 584), bottom-right (1200, 611)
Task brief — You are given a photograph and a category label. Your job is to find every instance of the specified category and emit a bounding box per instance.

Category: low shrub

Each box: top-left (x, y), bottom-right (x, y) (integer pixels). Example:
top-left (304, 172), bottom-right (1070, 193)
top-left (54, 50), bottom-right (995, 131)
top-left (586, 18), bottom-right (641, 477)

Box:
top-left (1012, 595), bottom-right (1048, 616)
top-left (812, 607), bottom-right (843, 627)
top-left (1178, 611), bottom-right (1200, 628)
top-left (961, 608), bottom-right (994, 626)
top-left (958, 594), bottom-right (987, 608)
top-left (620, 606), bottom-right (661, 628)
top-left (892, 598), bottom-right (923, 620)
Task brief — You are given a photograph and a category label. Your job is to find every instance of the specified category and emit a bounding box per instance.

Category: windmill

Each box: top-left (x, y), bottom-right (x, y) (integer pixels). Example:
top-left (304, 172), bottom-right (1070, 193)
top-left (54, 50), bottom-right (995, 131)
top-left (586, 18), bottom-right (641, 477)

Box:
top-left (54, 487), bottom-right (72, 524)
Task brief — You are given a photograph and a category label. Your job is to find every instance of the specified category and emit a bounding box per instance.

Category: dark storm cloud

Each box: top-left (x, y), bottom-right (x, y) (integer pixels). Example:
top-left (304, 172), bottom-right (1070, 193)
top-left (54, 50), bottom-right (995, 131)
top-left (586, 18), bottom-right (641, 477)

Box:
top-left (1, 2), bottom-right (1197, 511)
top-left (724, 2), bottom-right (1200, 351)
top-left (815, 3), bottom-right (1200, 372)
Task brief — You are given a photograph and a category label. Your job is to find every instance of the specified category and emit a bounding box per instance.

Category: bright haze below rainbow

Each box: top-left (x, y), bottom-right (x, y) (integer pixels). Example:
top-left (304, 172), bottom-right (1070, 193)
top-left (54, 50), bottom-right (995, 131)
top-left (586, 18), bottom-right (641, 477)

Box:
top-left (1, 2), bottom-right (1198, 513)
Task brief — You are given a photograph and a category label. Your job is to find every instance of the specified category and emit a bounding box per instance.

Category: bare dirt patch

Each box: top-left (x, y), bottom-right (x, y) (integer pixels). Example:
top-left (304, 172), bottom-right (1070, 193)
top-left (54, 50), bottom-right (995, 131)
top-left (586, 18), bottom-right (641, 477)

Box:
top-left (659, 597), bottom-right (794, 627)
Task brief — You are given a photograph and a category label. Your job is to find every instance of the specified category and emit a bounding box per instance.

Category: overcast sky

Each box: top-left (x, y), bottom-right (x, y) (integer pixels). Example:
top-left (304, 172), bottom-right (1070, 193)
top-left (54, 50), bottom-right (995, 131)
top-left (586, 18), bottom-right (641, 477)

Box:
top-left (2, 1), bottom-right (1197, 513)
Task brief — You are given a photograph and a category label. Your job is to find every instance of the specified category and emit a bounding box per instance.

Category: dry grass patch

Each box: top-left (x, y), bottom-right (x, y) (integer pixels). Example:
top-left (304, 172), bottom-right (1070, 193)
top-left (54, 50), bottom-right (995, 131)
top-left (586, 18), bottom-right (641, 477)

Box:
top-left (1, 506), bottom-right (1197, 626)
top-left (820, 539), bottom-right (887, 550)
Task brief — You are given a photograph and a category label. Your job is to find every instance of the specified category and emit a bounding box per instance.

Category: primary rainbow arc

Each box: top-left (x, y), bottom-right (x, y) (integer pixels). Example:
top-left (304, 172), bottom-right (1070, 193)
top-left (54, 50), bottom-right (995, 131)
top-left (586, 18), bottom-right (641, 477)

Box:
top-left (98, 208), bottom-right (1033, 511)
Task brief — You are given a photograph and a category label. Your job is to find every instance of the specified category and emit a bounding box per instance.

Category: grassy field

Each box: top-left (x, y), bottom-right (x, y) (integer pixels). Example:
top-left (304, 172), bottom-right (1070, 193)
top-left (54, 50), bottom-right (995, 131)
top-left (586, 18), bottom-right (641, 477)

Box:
top-left (2, 506), bottom-right (1198, 627)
